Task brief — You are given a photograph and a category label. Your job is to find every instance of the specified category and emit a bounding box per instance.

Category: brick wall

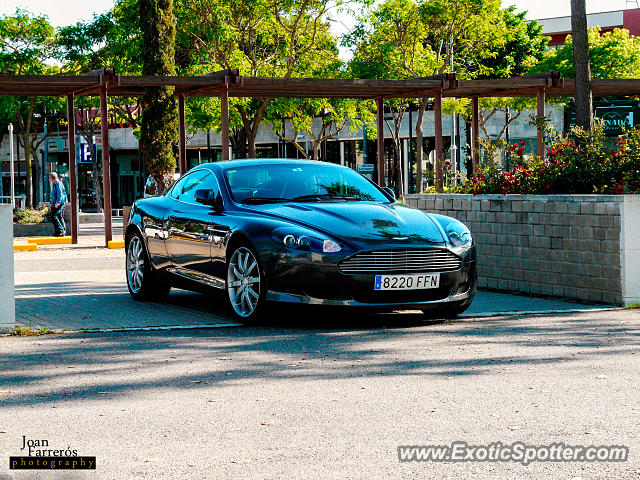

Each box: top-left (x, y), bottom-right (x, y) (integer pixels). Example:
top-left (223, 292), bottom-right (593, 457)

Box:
top-left (404, 194), bottom-right (636, 305)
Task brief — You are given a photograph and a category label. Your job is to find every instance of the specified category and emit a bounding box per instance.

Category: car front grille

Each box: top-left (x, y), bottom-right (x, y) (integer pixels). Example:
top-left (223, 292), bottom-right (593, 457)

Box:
top-left (339, 249), bottom-right (462, 274)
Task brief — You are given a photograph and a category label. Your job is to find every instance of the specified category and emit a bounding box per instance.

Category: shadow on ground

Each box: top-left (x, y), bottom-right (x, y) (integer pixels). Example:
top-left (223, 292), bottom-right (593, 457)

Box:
top-left (2, 305), bottom-right (639, 409)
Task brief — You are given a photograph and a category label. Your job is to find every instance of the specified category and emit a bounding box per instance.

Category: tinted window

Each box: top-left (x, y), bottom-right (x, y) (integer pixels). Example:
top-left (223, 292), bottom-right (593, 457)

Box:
top-left (170, 170), bottom-right (218, 204)
top-left (224, 163), bottom-right (388, 203)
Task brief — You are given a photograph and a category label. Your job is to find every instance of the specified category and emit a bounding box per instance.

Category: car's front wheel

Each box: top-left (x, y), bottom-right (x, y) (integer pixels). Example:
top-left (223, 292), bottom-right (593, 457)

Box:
top-left (126, 231), bottom-right (171, 300)
top-left (226, 243), bottom-right (265, 322)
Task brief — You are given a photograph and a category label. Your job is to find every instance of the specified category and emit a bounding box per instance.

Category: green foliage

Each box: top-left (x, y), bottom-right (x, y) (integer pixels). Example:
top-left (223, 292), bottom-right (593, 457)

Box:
top-left (13, 207), bottom-right (50, 224)
top-left (532, 27), bottom-right (640, 79)
top-left (11, 326), bottom-right (56, 335)
top-left (0, 9), bottom-right (56, 74)
top-left (461, 123), bottom-right (640, 194)
top-left (139, 0), bottom-right (178, 176)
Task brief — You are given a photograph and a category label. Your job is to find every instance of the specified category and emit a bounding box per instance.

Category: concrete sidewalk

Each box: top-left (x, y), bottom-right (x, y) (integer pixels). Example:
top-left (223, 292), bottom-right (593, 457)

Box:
top-left (13, 248), bottom-right (616, 332)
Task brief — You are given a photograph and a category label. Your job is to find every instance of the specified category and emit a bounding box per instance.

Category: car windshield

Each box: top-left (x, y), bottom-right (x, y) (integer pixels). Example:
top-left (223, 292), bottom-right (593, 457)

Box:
top-left (223, 163), bottom-right (390, 204)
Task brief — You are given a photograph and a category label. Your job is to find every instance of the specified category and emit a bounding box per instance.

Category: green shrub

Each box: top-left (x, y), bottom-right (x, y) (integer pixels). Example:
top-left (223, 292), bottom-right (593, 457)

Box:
top-left (13, 206), bottom-right (50, 224)
top-left (462, 123), bottom-right (640, 195)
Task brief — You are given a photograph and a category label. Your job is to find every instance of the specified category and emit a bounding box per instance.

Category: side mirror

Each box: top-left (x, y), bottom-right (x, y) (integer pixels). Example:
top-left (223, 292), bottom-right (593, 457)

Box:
top-left (382, 186), bottom-right (396, 200)
top-left (194, 189), bottom-right (224, 211)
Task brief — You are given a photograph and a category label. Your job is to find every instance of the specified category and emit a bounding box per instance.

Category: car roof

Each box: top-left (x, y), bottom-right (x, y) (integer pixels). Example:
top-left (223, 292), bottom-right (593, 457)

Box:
top-left (198, 159), bottom-right (348, 171)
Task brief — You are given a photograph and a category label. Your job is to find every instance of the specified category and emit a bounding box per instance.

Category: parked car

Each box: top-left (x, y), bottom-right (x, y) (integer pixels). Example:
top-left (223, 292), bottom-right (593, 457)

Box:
top-left (125, 159), bottom-right (477, 322)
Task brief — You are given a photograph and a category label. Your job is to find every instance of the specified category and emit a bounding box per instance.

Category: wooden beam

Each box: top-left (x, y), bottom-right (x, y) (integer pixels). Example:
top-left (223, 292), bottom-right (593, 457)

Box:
top-left (67, 95), bottom-right (78, 245)
top-left (471, 96), bottom-right (480, 176)
top-left (376, 97), bottom-right (385, 186)
top-left (178, 93), bottom-right (187, 173)
top-left (434, 90), bottom-right (444, 193)
top-left (99, 82), bottom-right (112, 246)
top-left (220, 86), bottom-right (230, 161)
top-left (537, 88), bottom-right (545, 158)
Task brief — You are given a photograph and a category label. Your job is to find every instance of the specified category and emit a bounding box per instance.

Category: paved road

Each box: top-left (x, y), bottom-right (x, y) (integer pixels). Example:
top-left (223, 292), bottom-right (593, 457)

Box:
top-left (1, 309), bottom-right (639, 479)
top-left (13, 248), bottom-right (611, 331)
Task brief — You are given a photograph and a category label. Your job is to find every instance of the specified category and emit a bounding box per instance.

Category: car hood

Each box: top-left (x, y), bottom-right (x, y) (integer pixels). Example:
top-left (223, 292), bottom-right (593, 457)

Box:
top-left (243, 201), bottom-right (446, 248)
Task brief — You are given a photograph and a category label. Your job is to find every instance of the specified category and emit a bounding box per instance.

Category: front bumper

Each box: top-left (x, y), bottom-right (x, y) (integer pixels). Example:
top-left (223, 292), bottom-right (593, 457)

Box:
top-left (264, 246), bottom-right (477, 310)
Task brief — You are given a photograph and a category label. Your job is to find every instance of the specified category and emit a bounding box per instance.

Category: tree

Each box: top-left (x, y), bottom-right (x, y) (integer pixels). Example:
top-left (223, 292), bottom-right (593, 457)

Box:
top-left (267, 97), bottom-right (372, 160)
top-left (0, 10), bottom-right (58, 207)
top-left (346, 0), bottom-right (546, 192)
top-left (139, 0), bottom-right (178, 177)
top-left (347, 0), bottom-right (437, 193)
top-left (571, 0), bottom-right (593, 130)
top-left (180, 0), bottom-right (344, 157)
top-left (533, 27), bottom-right (640, 79)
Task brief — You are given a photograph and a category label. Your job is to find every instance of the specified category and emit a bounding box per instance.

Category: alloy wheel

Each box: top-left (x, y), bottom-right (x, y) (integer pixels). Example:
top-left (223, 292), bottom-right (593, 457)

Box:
top-left (127, 235), bottom-right (144, 294)
top-left (227, 247), bottom-right (261, 318)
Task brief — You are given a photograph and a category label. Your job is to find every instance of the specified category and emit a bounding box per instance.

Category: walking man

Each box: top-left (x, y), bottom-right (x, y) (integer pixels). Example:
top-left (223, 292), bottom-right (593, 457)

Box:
top-left (49, 172), bottom-right (67, 237)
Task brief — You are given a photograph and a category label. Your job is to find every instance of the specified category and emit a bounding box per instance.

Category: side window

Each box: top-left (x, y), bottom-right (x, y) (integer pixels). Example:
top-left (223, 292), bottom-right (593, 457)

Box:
top-left (170, 170), bottom-right (219, 204)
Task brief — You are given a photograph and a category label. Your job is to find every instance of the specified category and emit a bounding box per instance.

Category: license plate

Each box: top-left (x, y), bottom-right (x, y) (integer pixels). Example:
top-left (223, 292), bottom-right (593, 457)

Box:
top-left (374, 273), bottom-right (440, 291)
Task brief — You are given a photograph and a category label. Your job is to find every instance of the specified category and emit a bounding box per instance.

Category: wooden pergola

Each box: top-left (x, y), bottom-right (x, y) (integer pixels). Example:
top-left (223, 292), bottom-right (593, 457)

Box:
top-left (2, 69), bottom-right (636, 247)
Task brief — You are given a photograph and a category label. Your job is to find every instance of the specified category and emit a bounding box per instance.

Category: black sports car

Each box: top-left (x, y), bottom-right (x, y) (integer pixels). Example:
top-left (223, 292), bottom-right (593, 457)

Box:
top-left (125, 159), bottom-right (477, 322)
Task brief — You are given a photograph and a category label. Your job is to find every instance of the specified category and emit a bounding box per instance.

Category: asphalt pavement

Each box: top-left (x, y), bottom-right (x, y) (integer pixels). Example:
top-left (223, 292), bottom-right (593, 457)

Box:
top-left (1, 309), bottom-right (639, 479)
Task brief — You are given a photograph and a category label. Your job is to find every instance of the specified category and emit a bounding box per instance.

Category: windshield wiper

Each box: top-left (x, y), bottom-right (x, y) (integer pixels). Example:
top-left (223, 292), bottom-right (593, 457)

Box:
top-left (240, 197), bottom-right (290, 204)
top-left (291, 194), bottom-right (361, 202)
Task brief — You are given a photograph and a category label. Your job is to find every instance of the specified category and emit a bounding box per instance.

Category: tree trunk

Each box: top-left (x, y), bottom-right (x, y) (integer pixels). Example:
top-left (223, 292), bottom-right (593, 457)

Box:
top-left (571, 0), bottom-right (593, 130)
top-left (139, 0), bottom-right (178, 176)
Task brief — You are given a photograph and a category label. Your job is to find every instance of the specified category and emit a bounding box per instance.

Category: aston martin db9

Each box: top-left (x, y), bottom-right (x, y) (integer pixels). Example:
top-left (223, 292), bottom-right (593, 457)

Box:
top-left (125, 159), bottom-right (477, 322)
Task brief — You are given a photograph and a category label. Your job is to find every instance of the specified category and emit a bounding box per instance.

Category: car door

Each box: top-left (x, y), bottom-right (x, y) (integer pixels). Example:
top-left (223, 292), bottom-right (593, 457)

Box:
top-left (165, 170), bottom-right (225, 279)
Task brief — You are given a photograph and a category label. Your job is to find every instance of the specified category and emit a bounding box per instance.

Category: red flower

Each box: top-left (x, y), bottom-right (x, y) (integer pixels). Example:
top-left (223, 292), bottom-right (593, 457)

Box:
top-left (545, 184), bottom-right (551, 190)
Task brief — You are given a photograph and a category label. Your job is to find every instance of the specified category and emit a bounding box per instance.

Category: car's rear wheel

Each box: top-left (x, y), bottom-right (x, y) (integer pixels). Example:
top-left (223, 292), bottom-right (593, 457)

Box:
top-left (126, 231), bottom-right (171, 300)
top-left (226, 244), bottom-right (265, 322)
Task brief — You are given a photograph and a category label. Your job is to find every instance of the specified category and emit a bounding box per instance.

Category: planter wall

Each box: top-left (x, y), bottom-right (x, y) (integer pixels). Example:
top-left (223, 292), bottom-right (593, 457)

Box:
top-left (405, 194), bottom-right (640, 306)
top-left (0, 205), bottom-right (15, 332)
top-left (13, 222), bottom-right (55, 237)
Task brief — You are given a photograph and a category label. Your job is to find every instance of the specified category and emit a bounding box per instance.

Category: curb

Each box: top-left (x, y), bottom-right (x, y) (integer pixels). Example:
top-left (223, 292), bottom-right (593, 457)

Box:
top-left (459, 306), bottom-right (620, 319)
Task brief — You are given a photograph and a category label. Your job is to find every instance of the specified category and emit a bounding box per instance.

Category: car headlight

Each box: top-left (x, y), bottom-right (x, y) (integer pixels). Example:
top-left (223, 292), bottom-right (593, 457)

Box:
top-left (444, 221), bottom-right (473, 247)
top-left (272, 227), bottom-right (342, 253)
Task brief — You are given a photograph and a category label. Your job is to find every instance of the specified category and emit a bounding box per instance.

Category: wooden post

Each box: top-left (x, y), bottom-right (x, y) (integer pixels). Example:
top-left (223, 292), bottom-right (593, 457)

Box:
top-left (67, 95), bottom-right (78, 244)
top-left (471, 96), bottom-right (480, 176)
top-left (99, 83), bottom-right (112, 246)
top-left (434, 90), bottom-right (444, 193)
top-left (220, 87), bottom-right (230, 161)
top-left (376, 97), bottom-right (385, 186)
top-left (537, 88), bottom-right (545, 158)
top-left (178, 93), bottom-right (187, 173)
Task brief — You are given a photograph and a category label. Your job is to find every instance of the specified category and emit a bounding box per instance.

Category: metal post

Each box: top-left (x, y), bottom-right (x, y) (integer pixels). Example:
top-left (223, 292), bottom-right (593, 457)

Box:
top-left (471, 96), bottom-right (480, 175)
top-left (434, 90), bottom-right (444, 192)
top-left (376, 97), bottom-right (385, 186)
top-left (42, 121), bottom-right (48, 205)
top-left (220, 87), bottom-right (230, 161)
top-left (99, 83), bottom-right (112, 246)
top-left (339, 141), bottom-right (345, 166)
top-left (178, 93), bottom-right (187, 173)
top-left (402, 138), bottom-right (409, 195)
top-left (408, 106), bottom-right (413, 192)
top-left (362, 121), bottom-right (367, 164)
top-left (67, 96), bottom-right (78, 244)
top-left (537, 88), bottom-right (545, 158)
top-left (8, 124), bottom-right (14, 208)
